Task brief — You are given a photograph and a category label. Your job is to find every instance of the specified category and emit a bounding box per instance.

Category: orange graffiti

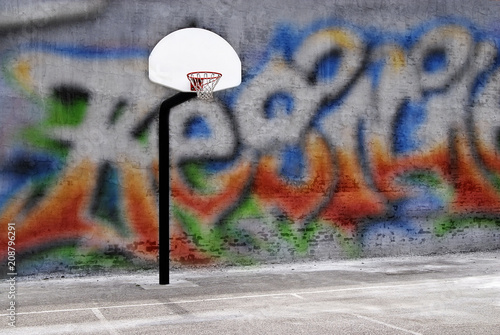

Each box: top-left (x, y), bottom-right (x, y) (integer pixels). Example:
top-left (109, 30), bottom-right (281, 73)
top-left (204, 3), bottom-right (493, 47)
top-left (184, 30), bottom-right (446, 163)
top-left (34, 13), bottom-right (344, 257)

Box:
top-left (370, 131), bottom-right (500, 214)
top-left (0, 160), bottom-right (98, 259)
top-left (253, 132), bottom-right (335, 221)
top-left (171, 159), bottom-right (253, 225)
top-left (320, 148), bottom-right (386, 232)
top-left (170, 218), bottom-right (212, 264)
top-left (450, 135), bottom-right (500, 214)
top-left (476, 139), bottom-right (500, 177)
top-left (120, 161), bottom-right (159, 258)
top-left (370, 139), bottom-right (451, 200)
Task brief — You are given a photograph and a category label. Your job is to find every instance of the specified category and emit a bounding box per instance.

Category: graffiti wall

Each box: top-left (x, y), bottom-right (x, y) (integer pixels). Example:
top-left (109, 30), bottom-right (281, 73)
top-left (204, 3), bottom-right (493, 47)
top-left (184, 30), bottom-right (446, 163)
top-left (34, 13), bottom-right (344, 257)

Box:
top-left (1, 0), bottom-right (500, 275)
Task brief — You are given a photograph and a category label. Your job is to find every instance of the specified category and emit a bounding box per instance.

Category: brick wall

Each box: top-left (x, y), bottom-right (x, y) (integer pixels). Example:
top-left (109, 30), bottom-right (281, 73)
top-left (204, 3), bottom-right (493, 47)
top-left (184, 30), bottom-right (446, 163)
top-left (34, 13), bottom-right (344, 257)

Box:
top-left (0, 0), bottom-right (499, 274)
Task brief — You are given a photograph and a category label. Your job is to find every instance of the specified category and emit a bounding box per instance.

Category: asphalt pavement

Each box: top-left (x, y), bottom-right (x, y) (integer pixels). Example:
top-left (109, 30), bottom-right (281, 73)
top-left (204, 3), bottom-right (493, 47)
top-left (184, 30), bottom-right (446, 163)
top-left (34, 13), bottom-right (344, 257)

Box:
top-left (1, 250), bottom-right (499, 334)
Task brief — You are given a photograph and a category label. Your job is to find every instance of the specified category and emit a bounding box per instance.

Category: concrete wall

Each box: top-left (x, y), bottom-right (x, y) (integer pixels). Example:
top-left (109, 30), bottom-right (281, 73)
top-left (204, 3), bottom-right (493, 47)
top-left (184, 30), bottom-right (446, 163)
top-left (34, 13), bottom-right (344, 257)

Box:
top-left (1, 0), bottom-right (500, 275)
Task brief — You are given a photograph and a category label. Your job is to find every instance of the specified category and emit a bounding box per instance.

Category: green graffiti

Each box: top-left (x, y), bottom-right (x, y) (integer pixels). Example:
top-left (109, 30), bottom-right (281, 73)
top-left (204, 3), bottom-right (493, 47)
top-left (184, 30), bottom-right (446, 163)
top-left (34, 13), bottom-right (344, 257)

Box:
top-left (21, 96), bottom-right (89, 157)
top-left (311, 219), bottom-right (362, 258)
top-left (221, 196), bottom-right (268, 257)
top-left (435, 216), bottom-right (500, 237)
top-left (276, 218), bottom-right (320, 254)
top-left (224, 195), bottom-right (262, 220)
top-left (334, 227), bottom-right (362, 258)
top-left (45, 97), bottom-right (88, 126)
top-left (19, 245), bottom-right (142, 274)
top-left (403, 170), bottom-right (445, 188)
top-left (489, 173), bottom-right (500, 193)
top-left (109, 100), bottom-right (127, 125)
top-left (21, 127), bottom-right (70, 157)
top-left (172, 204), bottom-right (226, 258)
top-left (137, 131), bottom-right (148, 146)
top-left (180, 162), bottom-right (218, 194)
top-left (173, 196), bottom-right (266, 264)
top-left (402, 170), bottom-right (453, 201)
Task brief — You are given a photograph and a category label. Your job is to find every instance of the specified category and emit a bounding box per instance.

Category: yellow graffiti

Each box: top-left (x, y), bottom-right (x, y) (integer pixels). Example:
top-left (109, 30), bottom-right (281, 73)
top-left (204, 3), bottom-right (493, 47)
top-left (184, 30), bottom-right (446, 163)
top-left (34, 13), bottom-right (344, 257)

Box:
top-left (12, 59), bottom-right (33, 92)
top-left (315, 29), bottom-right (358, 50)
top-left (388, 48), bottom-right (406, 71)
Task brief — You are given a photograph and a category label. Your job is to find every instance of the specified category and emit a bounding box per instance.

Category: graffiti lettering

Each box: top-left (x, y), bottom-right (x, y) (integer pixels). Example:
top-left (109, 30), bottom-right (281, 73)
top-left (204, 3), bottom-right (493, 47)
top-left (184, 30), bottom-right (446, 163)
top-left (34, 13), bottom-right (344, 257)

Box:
top-left (1, 18), bottom-right (500, 271)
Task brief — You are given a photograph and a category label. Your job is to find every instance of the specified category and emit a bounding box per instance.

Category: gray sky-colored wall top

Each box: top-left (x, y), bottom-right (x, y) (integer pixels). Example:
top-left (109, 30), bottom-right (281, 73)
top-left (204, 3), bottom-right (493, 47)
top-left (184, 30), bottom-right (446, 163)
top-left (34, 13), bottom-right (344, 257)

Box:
top-left (1, 1), bottom-right (500, 52)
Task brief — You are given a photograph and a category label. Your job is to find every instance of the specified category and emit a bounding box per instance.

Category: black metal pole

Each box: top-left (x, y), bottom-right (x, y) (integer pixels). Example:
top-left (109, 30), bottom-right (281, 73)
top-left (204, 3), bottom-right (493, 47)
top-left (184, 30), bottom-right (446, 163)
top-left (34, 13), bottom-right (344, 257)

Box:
top-left (159, 92), bottom-right (196, 285)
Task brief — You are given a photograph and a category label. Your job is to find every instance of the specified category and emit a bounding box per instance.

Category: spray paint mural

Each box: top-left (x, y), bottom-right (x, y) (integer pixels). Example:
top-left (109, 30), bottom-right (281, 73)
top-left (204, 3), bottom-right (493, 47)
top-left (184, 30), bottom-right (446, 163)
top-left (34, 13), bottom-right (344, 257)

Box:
top-left (1, 16), bottom-right (500, 274)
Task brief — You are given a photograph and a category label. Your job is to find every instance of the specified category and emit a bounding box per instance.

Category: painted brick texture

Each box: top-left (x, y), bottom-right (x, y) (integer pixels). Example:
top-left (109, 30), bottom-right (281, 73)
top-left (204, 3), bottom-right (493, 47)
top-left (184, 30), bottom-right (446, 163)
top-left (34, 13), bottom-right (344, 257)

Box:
top-left (0, 0), bottom-right (499, 275)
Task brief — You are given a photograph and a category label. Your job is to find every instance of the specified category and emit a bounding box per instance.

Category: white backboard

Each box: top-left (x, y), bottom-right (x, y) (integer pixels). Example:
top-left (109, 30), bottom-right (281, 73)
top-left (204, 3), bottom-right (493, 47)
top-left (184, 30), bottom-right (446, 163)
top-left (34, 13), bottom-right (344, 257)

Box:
top-left (149, 28), bottom-right (241, 92)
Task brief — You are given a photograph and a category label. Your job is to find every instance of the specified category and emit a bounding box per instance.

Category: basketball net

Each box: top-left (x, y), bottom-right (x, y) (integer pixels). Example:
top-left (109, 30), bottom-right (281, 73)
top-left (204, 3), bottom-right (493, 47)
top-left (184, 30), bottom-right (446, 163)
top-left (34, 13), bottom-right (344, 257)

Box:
top-left (187, 71), bottom-right (222, 100)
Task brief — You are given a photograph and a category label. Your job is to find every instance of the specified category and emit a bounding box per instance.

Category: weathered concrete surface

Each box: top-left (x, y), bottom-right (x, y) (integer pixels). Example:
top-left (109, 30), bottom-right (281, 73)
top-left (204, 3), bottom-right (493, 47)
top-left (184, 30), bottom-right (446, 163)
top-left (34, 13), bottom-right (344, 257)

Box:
top-left (1, 251), bottom-right (499, 334)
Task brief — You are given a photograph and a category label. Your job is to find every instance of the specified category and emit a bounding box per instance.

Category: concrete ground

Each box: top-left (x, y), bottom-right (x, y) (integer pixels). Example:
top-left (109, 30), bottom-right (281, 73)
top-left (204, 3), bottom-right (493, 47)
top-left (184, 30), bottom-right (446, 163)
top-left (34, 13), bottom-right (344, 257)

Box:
top-left (1, 251), bottom-right (499, 334)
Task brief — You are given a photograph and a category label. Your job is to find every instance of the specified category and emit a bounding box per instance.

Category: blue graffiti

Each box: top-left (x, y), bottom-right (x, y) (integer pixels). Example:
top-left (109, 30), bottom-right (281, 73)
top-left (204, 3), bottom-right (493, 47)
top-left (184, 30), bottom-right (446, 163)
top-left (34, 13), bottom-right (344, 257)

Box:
top-left (184, 116), bottom-right (212, 139)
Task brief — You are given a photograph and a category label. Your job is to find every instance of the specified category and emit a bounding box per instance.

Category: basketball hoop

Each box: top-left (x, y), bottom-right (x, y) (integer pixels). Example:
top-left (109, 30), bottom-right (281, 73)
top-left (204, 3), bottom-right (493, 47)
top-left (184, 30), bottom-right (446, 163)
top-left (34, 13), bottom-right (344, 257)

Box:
top-left (187, 71), bottom-right (222, 100)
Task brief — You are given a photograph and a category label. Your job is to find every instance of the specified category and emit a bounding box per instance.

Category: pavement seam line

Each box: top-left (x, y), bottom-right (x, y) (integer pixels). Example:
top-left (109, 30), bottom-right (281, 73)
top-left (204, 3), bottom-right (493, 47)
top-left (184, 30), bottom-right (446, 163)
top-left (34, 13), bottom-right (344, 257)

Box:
top-left (91, 308), bottom-right (120, 335)
top-left (352, 313), bottom-right (423, 335)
